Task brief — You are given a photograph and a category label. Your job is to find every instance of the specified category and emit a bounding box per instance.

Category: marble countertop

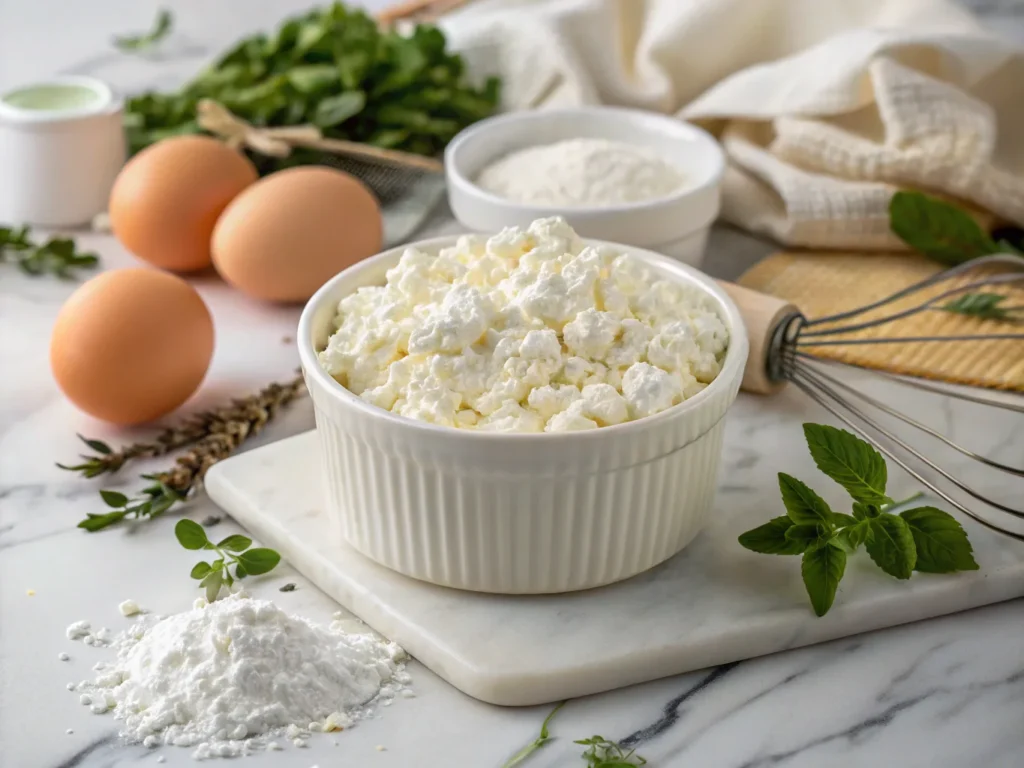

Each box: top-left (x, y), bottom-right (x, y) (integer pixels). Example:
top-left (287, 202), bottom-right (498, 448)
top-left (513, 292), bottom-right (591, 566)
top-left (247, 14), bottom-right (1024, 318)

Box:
top-left (2, 2), bottom-right (1024, 767)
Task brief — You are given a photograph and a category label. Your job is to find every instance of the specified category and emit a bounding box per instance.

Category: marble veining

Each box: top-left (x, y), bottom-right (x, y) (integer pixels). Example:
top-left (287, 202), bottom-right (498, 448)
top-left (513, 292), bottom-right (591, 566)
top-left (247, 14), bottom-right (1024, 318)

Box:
top-left (2, 1), bottom-right (1023, 766)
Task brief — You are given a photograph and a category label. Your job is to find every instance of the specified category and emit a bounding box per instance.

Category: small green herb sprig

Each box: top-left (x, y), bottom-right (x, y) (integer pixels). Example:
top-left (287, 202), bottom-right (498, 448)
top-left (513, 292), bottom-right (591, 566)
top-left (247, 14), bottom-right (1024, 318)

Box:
top-left (940, 292), bottom-right (1022, 321)
top-left (739, 423), bottom-right (978, 617)
top-left (114, 8), bottom-right (173, 52)
top-left (79, 481), bottom-right (185, 532)
top-left (575, 736), bottom-right (647, 767)
top-left (1, 226), bottom-right (99, 279)
top-left (175, 519), bottom-right (281, 601)
top-left (502, 703), bottom-right (646, 768)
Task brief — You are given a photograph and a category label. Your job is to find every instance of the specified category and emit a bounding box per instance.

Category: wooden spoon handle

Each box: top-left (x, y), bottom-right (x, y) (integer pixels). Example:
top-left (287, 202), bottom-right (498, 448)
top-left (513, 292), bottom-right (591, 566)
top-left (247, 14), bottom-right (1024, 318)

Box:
top-left (716, 280), bottom-right (799, 395)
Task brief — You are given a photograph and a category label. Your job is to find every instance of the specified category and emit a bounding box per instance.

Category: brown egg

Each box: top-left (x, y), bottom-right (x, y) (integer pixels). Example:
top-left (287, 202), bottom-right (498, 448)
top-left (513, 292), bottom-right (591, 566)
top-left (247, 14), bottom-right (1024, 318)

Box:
top-left (211, 166), bottom-right (382, 302)
top-left (110, 136), bottom-right (258, 272)
top-left (50, 269), bottom-right (214, 425)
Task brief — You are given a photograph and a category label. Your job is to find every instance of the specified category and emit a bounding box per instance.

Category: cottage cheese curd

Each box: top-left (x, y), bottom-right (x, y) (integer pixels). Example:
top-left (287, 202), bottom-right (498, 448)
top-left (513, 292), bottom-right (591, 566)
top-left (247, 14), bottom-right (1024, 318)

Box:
top-left (318, 218), bottom-right (728, 433)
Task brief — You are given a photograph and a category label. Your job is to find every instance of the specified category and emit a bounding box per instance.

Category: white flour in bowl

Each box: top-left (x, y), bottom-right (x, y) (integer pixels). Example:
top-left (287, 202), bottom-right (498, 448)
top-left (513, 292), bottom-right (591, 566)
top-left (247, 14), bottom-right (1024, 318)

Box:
top-left (70, 594), bottom-right (408, 759)
top-left (475, 138), bottom-right (686, 207)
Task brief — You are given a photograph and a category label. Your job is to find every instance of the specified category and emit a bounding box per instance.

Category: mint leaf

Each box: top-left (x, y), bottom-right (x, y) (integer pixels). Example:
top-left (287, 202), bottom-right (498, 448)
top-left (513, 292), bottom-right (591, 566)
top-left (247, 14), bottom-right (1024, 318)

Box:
top-left (237, 548), bottom-right (281, 576)
top-left (889, 191), bottom-right (997, 266)
top-left (900, 507), bottom-right (979, 573)
top-left (313, 90), bottom-right (366, 127)
top-left (852, 502), bottom-right (880, 520)
top-left (190, 562), bottom-right (212, 579)
top-left (803, 424), bottom-right (889, 505)
top-left (778, 473), bottom-right (834, 525)
top-left (801, 542), bottom-right (847, 617)
top-left (217, 535), bottom-right (252, 552)
top-left (175, 519), bottom-right (209, 550)
top-left (785, 523), bottom-right (828, 550)
top-left (100, 490), bottom-right (129, 508)
top-left (738, 517), bottom-right (806, 555)
top-left (835, 520), bottom-right (871, 553)
top-left (865, 515), bottom-right (916, 579)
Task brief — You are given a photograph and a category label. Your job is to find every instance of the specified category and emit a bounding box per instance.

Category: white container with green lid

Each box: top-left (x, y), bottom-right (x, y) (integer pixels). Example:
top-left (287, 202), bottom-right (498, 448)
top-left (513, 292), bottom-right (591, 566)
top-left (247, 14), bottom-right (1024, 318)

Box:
top-left (0, 76), bottom-right (125, 227)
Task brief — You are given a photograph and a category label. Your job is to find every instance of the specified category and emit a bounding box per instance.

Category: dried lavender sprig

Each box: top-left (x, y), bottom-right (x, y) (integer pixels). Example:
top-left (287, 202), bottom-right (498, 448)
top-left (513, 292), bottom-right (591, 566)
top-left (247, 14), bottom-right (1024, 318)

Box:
top-left (76, 375), bottom-right (306, 532)
top-left (59, 374), bottom-right (305, 478)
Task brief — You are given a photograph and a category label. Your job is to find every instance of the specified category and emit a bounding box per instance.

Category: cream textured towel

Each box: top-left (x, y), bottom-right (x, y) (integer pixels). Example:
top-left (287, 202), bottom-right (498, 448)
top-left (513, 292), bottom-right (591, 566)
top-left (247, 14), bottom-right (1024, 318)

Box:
top-left (441, 0), bottom-right (1024, 249)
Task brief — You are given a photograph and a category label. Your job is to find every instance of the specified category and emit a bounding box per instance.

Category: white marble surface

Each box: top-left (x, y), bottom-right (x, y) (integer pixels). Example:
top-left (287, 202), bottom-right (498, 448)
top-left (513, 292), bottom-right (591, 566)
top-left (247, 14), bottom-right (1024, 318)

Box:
top-left (2, 2), bottom-right (1024, 767)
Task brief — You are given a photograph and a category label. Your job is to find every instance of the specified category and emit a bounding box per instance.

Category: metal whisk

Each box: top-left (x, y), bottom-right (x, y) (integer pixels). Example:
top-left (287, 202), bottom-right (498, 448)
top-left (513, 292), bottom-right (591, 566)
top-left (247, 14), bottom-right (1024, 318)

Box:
top-left (721, 254), bottom-right (1024, 541)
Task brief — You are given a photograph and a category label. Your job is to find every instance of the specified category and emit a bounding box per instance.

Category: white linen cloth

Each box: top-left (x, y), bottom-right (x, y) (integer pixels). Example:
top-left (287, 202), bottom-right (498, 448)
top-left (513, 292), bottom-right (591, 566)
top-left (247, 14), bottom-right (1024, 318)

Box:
top-left (441, 0), bottom-right (1024, 249)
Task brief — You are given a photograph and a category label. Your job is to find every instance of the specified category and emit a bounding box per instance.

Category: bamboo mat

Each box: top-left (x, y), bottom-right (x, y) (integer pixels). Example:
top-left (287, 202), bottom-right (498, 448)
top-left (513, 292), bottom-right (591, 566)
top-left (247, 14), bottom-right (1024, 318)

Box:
top-left (739, 252), bottom-right (1024, 391)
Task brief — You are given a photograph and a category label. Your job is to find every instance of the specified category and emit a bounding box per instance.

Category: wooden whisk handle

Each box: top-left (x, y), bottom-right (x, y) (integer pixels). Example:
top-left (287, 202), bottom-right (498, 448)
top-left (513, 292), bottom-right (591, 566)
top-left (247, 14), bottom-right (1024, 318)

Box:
top-left (716, 281), bottom-right (799, 395)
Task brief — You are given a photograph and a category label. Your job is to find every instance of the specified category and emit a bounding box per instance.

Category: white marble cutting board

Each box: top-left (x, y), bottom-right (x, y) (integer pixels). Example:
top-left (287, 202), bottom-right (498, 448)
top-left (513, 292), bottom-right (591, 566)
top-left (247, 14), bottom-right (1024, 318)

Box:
top-left (205, 377), bottom-right (1024, 707)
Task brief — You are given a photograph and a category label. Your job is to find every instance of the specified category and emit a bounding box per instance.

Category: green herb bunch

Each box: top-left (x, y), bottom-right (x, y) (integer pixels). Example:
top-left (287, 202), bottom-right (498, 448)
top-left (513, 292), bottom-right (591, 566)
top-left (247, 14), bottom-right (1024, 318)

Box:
top-left (1, 226), bottom-right (98, 279)
top-left (889, 191), bottom-right (1023, 321)
top-left (123, 2), bottom-right (500, 160)
top-left (739, 423), bottom-right (978, 617)
top-left (175, 519), bottom-right (281, 601)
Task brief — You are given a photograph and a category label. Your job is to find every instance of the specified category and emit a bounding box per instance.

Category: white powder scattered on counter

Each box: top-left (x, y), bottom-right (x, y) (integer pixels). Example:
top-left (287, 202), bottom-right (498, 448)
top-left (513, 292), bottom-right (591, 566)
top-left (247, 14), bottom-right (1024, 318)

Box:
top-left (71, 594), bottom-right (410, 759)
top-left (476, 138), bottom-right (686, 207)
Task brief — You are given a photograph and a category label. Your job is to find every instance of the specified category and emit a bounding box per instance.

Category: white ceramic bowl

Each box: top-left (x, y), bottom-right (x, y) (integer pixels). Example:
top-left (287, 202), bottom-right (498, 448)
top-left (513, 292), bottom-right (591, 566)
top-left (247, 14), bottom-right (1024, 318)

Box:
top-left (298, 237), bottom-right (748, 594)
top-left (445, 107), bottom-right (725, 267)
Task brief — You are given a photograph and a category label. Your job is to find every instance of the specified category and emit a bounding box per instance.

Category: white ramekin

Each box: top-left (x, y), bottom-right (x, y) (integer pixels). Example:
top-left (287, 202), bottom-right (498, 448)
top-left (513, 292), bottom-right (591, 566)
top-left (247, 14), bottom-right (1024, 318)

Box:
top-left (298, 238), bottom-right (748, 594)
top-left (0, 76), bottom-right (125, 227)
top-left (444, 107), bottom-right (725, 268)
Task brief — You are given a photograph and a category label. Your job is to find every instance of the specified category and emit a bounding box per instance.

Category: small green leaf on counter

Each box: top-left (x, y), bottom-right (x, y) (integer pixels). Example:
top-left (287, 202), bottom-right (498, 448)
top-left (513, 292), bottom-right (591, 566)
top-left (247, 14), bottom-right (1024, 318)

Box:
top-left (737, 517), bottom-right (806, 556)
top-left (177, 522), bottom-right (281, 600)
top-left (801, 542), bottom-right (847, 617)
top-left (175, 519), bottom-right (209, 550)
top-left (900, 507), bottom-right (979, 573)
top-left (501, 701), bottom-right (565, 768)
top-left (941, 293), bottom-right (1020, 321)
top-left (803, 424), bottom-right (890, 506)
top-left (889, 191), bottom-right (998, 266)
top-left (114, 8), bottom-right (173, 52)
top-left (575, 735), bottom-right (647, 767)
top-left (738, 422), bottom-right (979, 617)
top-left (1, 226), bottom-right (99, 279)
top-left (864, 514), bottom-right (917, 580)
top-left (778, 473), bottom-right (833, 525)
top-left (100, 490), bottom-right (129, 508)
top-left (279, 583), bottom-right (297, 592)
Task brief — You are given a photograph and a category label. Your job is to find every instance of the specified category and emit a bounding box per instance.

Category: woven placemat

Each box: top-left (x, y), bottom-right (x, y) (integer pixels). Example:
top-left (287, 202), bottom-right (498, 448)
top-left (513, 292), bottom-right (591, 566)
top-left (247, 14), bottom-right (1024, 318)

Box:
top-left (739, 252), bottom-right (1024, 391)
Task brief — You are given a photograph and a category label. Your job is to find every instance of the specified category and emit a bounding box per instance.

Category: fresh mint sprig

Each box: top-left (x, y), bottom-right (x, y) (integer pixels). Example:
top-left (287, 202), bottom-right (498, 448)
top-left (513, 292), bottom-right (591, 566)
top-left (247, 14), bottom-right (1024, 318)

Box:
top-left (739, 423), bottom-right (978, 616)
top-left (175, 519), bottom-right (281, 602)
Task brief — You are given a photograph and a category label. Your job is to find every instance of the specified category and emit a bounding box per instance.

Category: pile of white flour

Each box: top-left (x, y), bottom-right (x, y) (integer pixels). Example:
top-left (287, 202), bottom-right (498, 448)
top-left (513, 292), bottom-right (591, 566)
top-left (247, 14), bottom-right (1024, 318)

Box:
top-left (70, 594), bottom-right (408, 759)
top-left (476, 138), bottom-right (686, 207)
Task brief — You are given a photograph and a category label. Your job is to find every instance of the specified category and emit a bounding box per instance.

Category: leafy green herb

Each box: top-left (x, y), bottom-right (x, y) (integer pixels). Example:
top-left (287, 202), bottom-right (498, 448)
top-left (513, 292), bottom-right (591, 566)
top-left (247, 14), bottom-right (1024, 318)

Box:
top-left (175, 519), bottom-right (281, 601)
top-left (78, 478), bottom-right (184, 532)
top-left (114, 9), bottom-right (173, 52)
top-left (889, 191), bottom-right (1001, 265)
top-left (940, 293), bottom-right (1021, 321)
top-left (739, 423), bottom-right (979, 616)
top-left (502, 701), bottom-right (565, 768)
top-left (575, 736), bottom-right (647, 767)
top-left (1, 226), bottom-right (99, 279)
top-left (803, 424), bottom-right (890, 506)
top-left (900, 506), bottom-right (978, 573)
top-left (123, 3), bottom-right (500, 161)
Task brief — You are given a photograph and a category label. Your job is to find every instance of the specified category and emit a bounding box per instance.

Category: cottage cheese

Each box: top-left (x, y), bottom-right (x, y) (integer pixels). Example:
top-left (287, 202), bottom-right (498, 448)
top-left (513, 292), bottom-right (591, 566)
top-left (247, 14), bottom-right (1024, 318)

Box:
top-left (319, 218), bottom-right (728, 433)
